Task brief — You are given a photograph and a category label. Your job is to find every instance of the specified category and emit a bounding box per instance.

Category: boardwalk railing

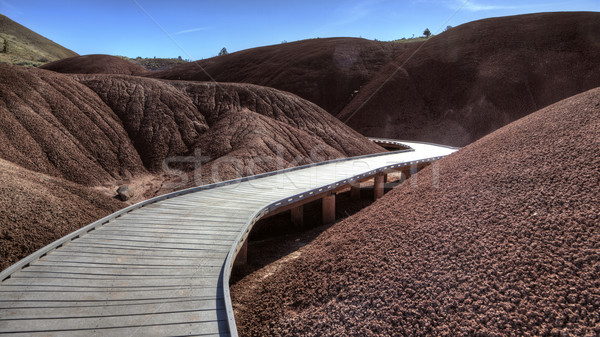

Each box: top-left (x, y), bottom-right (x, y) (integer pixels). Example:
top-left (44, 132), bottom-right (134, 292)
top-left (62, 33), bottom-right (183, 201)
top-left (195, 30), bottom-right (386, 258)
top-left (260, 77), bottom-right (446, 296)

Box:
top-left (0, 140), bottom-right (457, 336)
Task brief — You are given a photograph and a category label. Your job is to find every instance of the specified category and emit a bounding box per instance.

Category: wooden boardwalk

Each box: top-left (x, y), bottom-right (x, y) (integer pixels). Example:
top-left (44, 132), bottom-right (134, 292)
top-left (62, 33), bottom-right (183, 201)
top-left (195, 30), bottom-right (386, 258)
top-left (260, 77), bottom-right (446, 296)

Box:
top-left (0, 140), bottom-right (457, 336)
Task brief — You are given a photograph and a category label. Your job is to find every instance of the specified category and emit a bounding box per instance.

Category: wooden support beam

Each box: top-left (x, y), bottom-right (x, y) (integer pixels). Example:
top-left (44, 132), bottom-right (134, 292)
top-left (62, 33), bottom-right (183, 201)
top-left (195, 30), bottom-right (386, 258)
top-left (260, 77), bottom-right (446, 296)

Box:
top-left (322, 193), bottom-right (336, 225)
top-left (291, 205), bottom-right (304, 228)
top-left (234, 240), bottom-right (248, 266)
top-left (402, 168), bottom-right (411, 181)
top-left (374, 173), bottom-right (385, 200)
top-left (383, 173), bottom-right (388, 183)
top-left (350, 184), bottom-right (361, 200)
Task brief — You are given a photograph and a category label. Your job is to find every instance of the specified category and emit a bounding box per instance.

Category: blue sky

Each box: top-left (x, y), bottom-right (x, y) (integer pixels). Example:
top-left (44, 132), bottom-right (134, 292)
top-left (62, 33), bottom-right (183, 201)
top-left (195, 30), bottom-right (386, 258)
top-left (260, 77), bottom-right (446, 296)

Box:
top-left (1, 0), bottom-right (598, 60)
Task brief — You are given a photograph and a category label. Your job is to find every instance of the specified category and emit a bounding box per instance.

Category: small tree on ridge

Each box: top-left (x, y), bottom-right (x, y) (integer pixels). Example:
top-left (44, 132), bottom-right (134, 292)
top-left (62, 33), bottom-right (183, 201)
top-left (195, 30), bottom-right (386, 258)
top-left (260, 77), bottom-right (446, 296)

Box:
top-left (423, 28), bottom-right (431, 38)
top-left (218, 47), bottom-right (228, 56)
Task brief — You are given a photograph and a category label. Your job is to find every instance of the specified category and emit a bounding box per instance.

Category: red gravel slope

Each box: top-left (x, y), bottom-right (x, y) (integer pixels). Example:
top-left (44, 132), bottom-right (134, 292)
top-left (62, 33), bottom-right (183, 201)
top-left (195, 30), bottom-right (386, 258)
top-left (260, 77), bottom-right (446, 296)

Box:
top-left (0, 158), bottom-right (122, 270)
top-left (231, 87), bottom-right (600, 336)
top-left (338, 12), bottom-right (600, 146)
top-left (148, 38), bottom-right (407, 116)
top-left (40, 54), bottom-right (148, 75)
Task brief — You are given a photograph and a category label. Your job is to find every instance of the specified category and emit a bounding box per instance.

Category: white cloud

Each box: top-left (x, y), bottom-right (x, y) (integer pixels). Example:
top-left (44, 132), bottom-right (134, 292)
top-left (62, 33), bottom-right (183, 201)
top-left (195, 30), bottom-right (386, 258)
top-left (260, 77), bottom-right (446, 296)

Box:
top-left (461, 1), bottom-right (520, 11)
top-left (453, 0), bottom-right (566, 12)
top-left (173, 27), bottom-right (211, 35)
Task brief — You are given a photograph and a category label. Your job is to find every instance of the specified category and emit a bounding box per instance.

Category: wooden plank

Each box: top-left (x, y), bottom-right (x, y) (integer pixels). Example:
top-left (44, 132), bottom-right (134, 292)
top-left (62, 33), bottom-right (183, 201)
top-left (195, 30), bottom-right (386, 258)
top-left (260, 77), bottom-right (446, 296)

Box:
top-left (71, 237), bottom-right (233, 250)
top-left (52, 247), bottom-right (228, 259)
top-left (0, 286), bottom-right (221, 301)
top-left (35, 256), bottom-right (225, 268)
top-left (37, 253), bottom-right (225, 265)
top-left (0, 298), bottom-right (225, 320)
top-left (96, 226), bottom-right (242, 235)
top-left (102, 223), bottom-right (244, 232)
top-left (90, 229), bottom-right (239, 240)
top-left (0, 296), bottom-right (223, 309)
top-left (6, 272), bottom-right (218, 282)
top-left (1, 275), bottom-right (219, 289)
top-left (16, 265), bottom-right (222, 277)
top-left (111, 217), bottom-right (248, 226)
top-left (62, 242), bottom-right (231, 253)
top-left (129, 208), bottom-right (256, 217)
top-left (76, 234), bottom-right (235, 246)
top-left (0, 314), bottom-right (228, 336)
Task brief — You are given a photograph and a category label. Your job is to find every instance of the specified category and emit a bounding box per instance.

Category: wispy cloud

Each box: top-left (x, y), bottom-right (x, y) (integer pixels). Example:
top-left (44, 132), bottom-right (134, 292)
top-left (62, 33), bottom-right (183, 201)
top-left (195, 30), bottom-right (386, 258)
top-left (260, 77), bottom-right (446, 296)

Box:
top-left (462, 1), bottom-right (520, 11)
top-left (172, 27), bottom-right (211, 35)
top-left (453, 0), bottom-right (560, 12)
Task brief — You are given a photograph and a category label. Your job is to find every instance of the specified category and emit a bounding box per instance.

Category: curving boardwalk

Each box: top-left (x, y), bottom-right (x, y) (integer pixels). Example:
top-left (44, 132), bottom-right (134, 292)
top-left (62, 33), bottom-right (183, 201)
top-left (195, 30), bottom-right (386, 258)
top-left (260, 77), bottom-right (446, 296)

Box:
top-left (0, 141), bottom-right (457, 336)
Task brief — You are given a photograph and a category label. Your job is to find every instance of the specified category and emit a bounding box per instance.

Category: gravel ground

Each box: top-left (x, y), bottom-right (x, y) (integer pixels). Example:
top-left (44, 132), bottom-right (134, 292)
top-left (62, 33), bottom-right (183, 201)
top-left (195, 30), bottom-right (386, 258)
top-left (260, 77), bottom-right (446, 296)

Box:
top-left (231, 87), bottom-right (600, 336)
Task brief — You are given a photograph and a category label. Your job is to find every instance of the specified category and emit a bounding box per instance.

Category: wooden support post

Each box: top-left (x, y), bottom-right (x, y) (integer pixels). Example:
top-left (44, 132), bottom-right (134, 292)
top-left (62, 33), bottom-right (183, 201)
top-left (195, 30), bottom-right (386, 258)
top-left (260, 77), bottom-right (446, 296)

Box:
top-left (322, 192), bottom-right (336, 225)
top-left (291, 205), bottom-right (304, 228)
top-left (350, 184), bottom-right (361, 200)
top-left (402, 168), bottom-right (411, 181)
top-left (383, 173), bottom-right (388, 183)
top-left (234, 240), bottom-right (248, 266)
top-left (374, 173), bottom-right (385, 200)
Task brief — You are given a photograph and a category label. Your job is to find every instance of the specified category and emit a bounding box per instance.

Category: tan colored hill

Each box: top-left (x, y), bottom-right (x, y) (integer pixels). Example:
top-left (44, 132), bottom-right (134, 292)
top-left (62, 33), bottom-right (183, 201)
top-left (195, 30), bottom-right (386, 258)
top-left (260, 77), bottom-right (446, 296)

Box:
top-left (232, 86), bottom-right (600, 336)
top-left (148, 38), bottom-right (408, 115)
top-left (0, 14), bottom-right (77, 67)
top-left (338, 12), bottom-right (600, 146)
top-left (40, 54), bottom-right (148, 75)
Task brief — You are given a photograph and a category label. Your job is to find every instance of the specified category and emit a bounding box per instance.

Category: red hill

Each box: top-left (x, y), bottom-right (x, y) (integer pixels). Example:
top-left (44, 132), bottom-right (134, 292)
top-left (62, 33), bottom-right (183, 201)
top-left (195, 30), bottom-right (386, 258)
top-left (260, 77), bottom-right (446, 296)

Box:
top-left (40, 54), bottom-right (148, 75)
top-left (338, 12), bottom-right (600, 146)
top-left (148, 38), bottom-right (407, 116)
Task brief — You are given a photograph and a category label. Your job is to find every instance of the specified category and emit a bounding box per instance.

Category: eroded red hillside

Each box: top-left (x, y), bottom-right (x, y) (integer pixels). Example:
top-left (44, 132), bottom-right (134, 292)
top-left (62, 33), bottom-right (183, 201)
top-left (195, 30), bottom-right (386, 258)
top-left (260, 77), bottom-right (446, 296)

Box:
top-left (149, 38), bottom-right (408, 116)
top-left (77, 75), bottom-right (384, 183)
top-left (338, 12), bottom-right (600, 146)
top-left (0, 64), bottom-right (146, 185)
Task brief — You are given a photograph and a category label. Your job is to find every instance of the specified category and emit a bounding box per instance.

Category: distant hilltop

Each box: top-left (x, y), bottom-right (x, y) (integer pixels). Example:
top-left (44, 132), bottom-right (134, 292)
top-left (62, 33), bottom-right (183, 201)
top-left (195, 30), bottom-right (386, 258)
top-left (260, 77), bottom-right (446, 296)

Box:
top-left (0, 14), bottom-right (78, 67)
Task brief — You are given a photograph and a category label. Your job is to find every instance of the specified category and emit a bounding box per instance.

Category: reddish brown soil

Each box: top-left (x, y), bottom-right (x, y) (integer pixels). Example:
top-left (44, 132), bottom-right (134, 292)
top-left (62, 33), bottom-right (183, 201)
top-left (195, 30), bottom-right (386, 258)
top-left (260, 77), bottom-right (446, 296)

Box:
top-left (40, 54), bottom-right (148, 75)
top-left (339, 12), bottom-right (600, 147)
top-left (0, 158), bottom-right (122, 270)
top-left (148, 38), bottom-right (408, 116)
top-left (0, 64), bottom-right (146, 186)
top-left (76, 75), bottom-right (384, 183)
top-left (231, 87), bottom-right (600, 336)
